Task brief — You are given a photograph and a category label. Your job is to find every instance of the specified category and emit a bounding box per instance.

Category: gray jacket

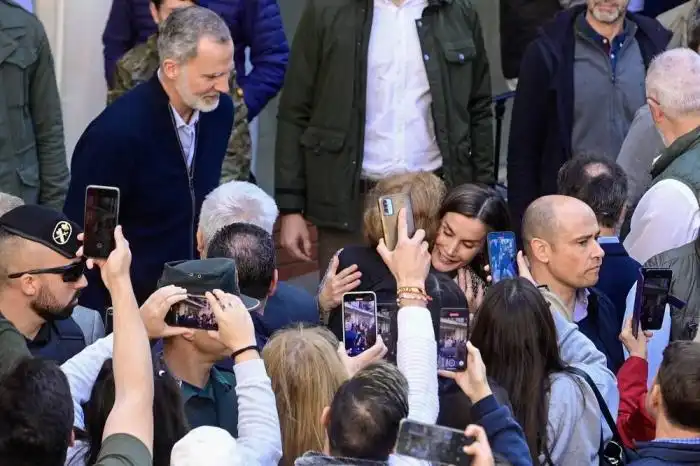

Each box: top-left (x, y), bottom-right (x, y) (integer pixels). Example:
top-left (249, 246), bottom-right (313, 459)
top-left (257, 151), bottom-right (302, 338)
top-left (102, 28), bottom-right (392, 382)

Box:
top-left (646, 240), bottom-right (700, 341)
top-left (0, 0), bottom-right (69, 209)
top-left (71, 306), bottom-right (104, 346)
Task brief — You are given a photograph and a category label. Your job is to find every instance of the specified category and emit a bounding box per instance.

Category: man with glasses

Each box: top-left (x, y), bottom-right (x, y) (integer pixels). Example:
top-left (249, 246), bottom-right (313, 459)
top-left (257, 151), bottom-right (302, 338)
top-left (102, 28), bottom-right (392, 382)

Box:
top-left (0, 205), bottom-right (103, 364)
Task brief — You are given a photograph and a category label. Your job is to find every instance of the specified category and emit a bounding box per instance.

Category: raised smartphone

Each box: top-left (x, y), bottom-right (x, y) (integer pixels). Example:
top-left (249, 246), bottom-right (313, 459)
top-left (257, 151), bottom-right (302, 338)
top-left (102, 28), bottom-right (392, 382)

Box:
top-left (395, 419), bottom-right (474, 466)
top-left (342, 291), bottom-right (378, 357)
top-left (166, 294), bottom-right (218, 331)
top-left (632, 268), bottom-right (672, 338)
top-left (438, 308), bottom-right (469, 372)
top-left (377, 302), bottom-right (398, 363)
top-left (378, 193), bottom-right (416, 250)
top-left (83, 185), bottom-right (120, 259)
top-left (486, 231), bottom-right (517, 284)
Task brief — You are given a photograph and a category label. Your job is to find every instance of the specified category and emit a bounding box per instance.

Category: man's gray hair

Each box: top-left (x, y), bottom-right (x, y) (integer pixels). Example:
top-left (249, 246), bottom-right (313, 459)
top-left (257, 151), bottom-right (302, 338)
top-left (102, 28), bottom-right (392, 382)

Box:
top-left (646, 48), bottom-right (700, 118)
top-left (198, 181), bottom-right (279, 248)
top-left (157, 6), bottom-right (232, 65)
top-left (0, 193), bottom-right (24, 216)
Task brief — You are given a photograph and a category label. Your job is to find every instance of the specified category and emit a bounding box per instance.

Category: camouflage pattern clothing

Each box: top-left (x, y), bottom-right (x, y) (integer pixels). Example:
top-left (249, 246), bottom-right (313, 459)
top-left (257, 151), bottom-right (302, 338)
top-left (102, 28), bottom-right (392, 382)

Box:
top-left (108, 34), bottom-right (252, 182)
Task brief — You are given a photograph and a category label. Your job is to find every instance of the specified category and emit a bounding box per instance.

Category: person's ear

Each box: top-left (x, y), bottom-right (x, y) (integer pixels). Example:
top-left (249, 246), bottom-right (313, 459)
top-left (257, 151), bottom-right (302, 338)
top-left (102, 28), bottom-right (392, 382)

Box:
top-left (196, 230), bottom-right (205, 258)
top-left (529, 238), bottom-right (551, 265)
top-left (320, 406), bottom-right (331, 428)
top-left (19, 275), bottom-right (39, 297)
top-left (268, 269), bottom-right (279, 297)
top-left (149, 2), bottom-right (160, 25)
top-left (161, 59), bottom-right (181, 80)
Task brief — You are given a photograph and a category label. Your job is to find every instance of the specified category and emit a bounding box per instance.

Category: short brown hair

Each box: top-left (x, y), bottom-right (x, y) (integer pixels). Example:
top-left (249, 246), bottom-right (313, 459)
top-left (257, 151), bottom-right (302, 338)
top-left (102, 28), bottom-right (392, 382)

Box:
top-left (362, 172), bottom-right (446, 247)
top-left (657, 341), bottom-right (700, 430)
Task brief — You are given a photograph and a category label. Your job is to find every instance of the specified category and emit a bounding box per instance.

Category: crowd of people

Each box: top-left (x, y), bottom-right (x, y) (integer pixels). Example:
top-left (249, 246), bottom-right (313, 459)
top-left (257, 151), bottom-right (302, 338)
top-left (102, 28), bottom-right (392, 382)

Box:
top-left (2, 0), bottom-right (700, 465)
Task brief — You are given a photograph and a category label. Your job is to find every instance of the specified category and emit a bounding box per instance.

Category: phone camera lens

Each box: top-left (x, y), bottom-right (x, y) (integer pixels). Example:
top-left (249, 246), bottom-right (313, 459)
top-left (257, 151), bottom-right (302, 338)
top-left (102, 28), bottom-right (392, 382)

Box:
top-left (382, 199), bottom-right (393, 215)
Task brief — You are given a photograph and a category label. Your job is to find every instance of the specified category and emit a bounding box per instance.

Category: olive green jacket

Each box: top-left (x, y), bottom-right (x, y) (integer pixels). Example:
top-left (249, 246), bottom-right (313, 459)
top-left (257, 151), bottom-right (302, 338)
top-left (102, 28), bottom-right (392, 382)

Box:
top-left (0, 0), bottom-right (69, 209)
top-left (275, 0), bottom-right (494, 231)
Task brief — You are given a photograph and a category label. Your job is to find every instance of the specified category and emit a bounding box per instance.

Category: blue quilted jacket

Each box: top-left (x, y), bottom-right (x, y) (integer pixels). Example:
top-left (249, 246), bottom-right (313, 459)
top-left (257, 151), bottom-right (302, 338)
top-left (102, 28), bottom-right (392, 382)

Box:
top-left (102, 0), bottom-right (289, 119)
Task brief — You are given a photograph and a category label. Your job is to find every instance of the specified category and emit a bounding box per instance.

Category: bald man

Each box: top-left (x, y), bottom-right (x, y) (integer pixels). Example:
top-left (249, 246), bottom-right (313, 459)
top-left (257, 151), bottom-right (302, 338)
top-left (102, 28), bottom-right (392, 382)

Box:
top-left (522, 195), bottom-right (625, 372)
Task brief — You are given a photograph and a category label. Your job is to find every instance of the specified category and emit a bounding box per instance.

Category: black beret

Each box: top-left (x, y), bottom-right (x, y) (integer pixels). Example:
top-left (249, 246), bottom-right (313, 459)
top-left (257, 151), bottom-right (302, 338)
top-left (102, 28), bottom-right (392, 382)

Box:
top-left (0, 205), bottom-right (82, 259)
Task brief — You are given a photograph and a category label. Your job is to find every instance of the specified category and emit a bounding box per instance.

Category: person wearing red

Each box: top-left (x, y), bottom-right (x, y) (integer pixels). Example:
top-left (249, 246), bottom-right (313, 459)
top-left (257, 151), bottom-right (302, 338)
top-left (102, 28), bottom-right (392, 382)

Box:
top-left (617, 317), bottom-right (656, 447)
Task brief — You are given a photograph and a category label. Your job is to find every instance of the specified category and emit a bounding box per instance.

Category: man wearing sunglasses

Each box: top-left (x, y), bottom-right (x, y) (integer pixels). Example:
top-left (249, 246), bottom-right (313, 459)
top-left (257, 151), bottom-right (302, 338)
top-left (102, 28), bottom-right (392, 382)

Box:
top-left (0, 205), bottom-right (104, 364)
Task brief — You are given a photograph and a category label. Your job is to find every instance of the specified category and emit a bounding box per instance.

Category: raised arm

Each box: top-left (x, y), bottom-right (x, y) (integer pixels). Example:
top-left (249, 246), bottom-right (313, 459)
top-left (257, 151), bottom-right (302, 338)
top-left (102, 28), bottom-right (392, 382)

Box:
top-left (92, 227), bottom-right (154, 454)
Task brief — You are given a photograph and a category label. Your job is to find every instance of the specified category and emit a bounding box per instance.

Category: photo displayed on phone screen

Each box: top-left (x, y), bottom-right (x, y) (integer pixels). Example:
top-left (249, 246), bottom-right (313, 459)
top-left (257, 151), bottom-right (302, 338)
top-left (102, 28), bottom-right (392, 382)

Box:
top-left (84, 186), bottom-right (120, 258)
top-left (487, 231), bottom-right (517, 283)
top-left (170, 294), bottom-right (218, 331)
top-left (342, 292), bottom-right (378, 357)
top-left (641, 275), bottom-right (671, 330)
top-left (377, 302), bottom-right (398, 362)
top-left (395, 419), bottom-right (473, 466)
top-left (438, 308), bottom-right (469, 371)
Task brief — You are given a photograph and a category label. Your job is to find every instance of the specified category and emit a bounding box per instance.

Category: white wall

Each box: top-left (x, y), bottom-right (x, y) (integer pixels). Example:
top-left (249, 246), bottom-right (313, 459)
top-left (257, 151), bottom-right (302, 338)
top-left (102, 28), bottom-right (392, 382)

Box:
top-left (35, 0), bottom-right (112, 163)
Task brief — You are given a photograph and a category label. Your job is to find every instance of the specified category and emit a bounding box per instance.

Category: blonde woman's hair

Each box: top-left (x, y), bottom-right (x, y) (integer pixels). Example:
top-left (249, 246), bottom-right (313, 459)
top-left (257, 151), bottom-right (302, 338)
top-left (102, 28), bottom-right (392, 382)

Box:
top-left (363, 172), bottom-right (446, 247)
top-left (262, 325), bottom-right (348, 465)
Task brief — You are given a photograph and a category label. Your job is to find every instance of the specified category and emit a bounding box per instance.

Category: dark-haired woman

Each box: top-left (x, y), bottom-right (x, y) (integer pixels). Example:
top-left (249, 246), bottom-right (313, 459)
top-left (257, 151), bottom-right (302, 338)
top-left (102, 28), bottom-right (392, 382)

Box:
top-left (470, 278), bottom-right (618, 465)
top-left (430, 183), bottom-right (511, 311)
top-left (318, 183), bottom-right (510, 321)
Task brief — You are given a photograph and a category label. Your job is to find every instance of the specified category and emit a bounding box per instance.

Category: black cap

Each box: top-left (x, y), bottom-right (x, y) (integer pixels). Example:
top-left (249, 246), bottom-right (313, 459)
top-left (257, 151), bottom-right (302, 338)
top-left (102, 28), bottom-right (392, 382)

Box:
top-left (0, 205), bottom-right (82, 259)
top-left (158, 258), bottom-right (260, 311)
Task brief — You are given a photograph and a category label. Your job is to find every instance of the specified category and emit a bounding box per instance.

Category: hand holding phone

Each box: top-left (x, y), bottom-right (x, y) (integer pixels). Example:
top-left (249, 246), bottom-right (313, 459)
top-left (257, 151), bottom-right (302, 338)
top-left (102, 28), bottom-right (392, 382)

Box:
top-left (438, 341), bottom-right (492, 404)
top-left (395, 419), bottom-right (474, 466)
top-left (632, 268), bottom-right (672, 338)
top-left (342, 292), bottom-right (378, 357)
top-left (83, 185), bottom-right (120, 259)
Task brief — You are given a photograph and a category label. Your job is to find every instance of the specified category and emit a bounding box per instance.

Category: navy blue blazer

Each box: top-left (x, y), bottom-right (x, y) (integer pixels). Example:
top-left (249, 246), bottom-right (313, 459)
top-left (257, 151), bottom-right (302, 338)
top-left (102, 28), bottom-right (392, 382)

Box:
top-left (64, 75), bottom-right (233, 312)
top-left (597, 240), bottom-right (641, 328)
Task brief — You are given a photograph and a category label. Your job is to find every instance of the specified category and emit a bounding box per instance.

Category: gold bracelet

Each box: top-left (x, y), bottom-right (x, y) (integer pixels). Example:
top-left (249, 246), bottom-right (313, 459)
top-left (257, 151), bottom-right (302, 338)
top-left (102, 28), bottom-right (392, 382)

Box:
top-left (397, 286), bottom-right (426, 295)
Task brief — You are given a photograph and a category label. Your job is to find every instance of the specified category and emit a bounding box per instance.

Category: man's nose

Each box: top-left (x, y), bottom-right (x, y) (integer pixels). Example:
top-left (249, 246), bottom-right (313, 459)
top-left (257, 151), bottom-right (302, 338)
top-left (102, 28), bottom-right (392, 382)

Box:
top-left (215, 76), bottom-right (229, 94)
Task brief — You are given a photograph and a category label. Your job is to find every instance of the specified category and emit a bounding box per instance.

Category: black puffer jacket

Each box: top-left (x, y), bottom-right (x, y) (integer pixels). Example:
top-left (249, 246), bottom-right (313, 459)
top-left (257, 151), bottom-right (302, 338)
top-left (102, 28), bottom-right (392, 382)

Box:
top-left (645, 240), bottom-right (700, 341)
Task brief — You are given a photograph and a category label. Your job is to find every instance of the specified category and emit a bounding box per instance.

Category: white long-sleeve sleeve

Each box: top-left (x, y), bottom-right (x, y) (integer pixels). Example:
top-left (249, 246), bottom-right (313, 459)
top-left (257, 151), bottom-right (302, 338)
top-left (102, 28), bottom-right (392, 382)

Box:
top-left (390, 306), bottom-right (438, 466)
top-left (233, 358), bottom-right (282, 466)
top-left (61, 334), bottom-right (114, 429)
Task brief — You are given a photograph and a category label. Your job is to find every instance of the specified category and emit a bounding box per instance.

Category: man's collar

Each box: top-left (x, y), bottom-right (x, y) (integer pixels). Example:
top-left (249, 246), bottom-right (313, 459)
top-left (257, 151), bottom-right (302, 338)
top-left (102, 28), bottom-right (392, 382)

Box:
top-left (597, 236), bottom-right (620, 244)
top-left (179, 366), bottom-right (232, 402)
top-left (651, 124), bottom-right (700, 178)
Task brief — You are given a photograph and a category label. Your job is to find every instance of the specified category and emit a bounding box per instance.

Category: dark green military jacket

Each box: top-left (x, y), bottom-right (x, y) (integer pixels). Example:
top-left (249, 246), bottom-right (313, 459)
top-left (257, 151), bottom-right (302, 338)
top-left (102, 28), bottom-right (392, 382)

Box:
top-left (275, 0), bottom-right (494, 231)
top-left (0, 0), bottom-right (69, 209)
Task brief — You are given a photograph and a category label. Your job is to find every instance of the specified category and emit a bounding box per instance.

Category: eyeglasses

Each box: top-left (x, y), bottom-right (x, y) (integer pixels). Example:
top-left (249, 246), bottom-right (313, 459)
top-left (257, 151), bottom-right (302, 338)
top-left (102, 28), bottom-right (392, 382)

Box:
top-left (8, 260), bottom-right (86, 283)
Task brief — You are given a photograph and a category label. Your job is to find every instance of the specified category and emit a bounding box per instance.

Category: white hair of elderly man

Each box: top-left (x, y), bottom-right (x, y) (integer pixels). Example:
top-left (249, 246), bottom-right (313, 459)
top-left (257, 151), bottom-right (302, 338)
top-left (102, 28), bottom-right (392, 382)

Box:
top-left (646, 48), bottom-right (700, 119)
top-left (198, 181), bottom-right (279, 252)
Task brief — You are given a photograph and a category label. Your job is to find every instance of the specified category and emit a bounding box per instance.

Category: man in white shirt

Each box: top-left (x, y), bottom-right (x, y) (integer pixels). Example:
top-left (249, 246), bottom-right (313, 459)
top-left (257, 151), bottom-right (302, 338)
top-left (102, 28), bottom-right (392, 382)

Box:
top-left (624, 48), bottom-right (700, 264)
top-left (275, 0), bottom-right (495, 271)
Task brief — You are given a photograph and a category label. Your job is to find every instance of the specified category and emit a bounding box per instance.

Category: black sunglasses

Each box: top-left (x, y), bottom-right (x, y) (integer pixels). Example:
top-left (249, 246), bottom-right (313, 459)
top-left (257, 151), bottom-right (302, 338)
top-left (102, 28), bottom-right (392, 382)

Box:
top-left (8, 260), bottom-right (86, 283)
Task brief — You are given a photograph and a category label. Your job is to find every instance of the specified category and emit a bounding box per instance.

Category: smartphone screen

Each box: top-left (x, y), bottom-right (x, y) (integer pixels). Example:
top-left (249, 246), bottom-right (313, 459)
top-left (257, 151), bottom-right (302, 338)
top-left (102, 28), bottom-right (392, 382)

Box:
top-left (378, 193), bottom-right (416, 251)
top-left (395, 419), bottom-right (473, 466)
top-left (633, 268), bottom-right (672, 336)
top-left (167, 294), bottom-right (218, 331)
top-left (377, 302), bottom-right (398, 363)
top-left (438, 308), bottom-right (469, 372)
top-left (486, 231), bottom-right (517, 283)
top-left (84, 185), bottom-right (120, 259)
top-left (342, 292), bottom-right (378, 357)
